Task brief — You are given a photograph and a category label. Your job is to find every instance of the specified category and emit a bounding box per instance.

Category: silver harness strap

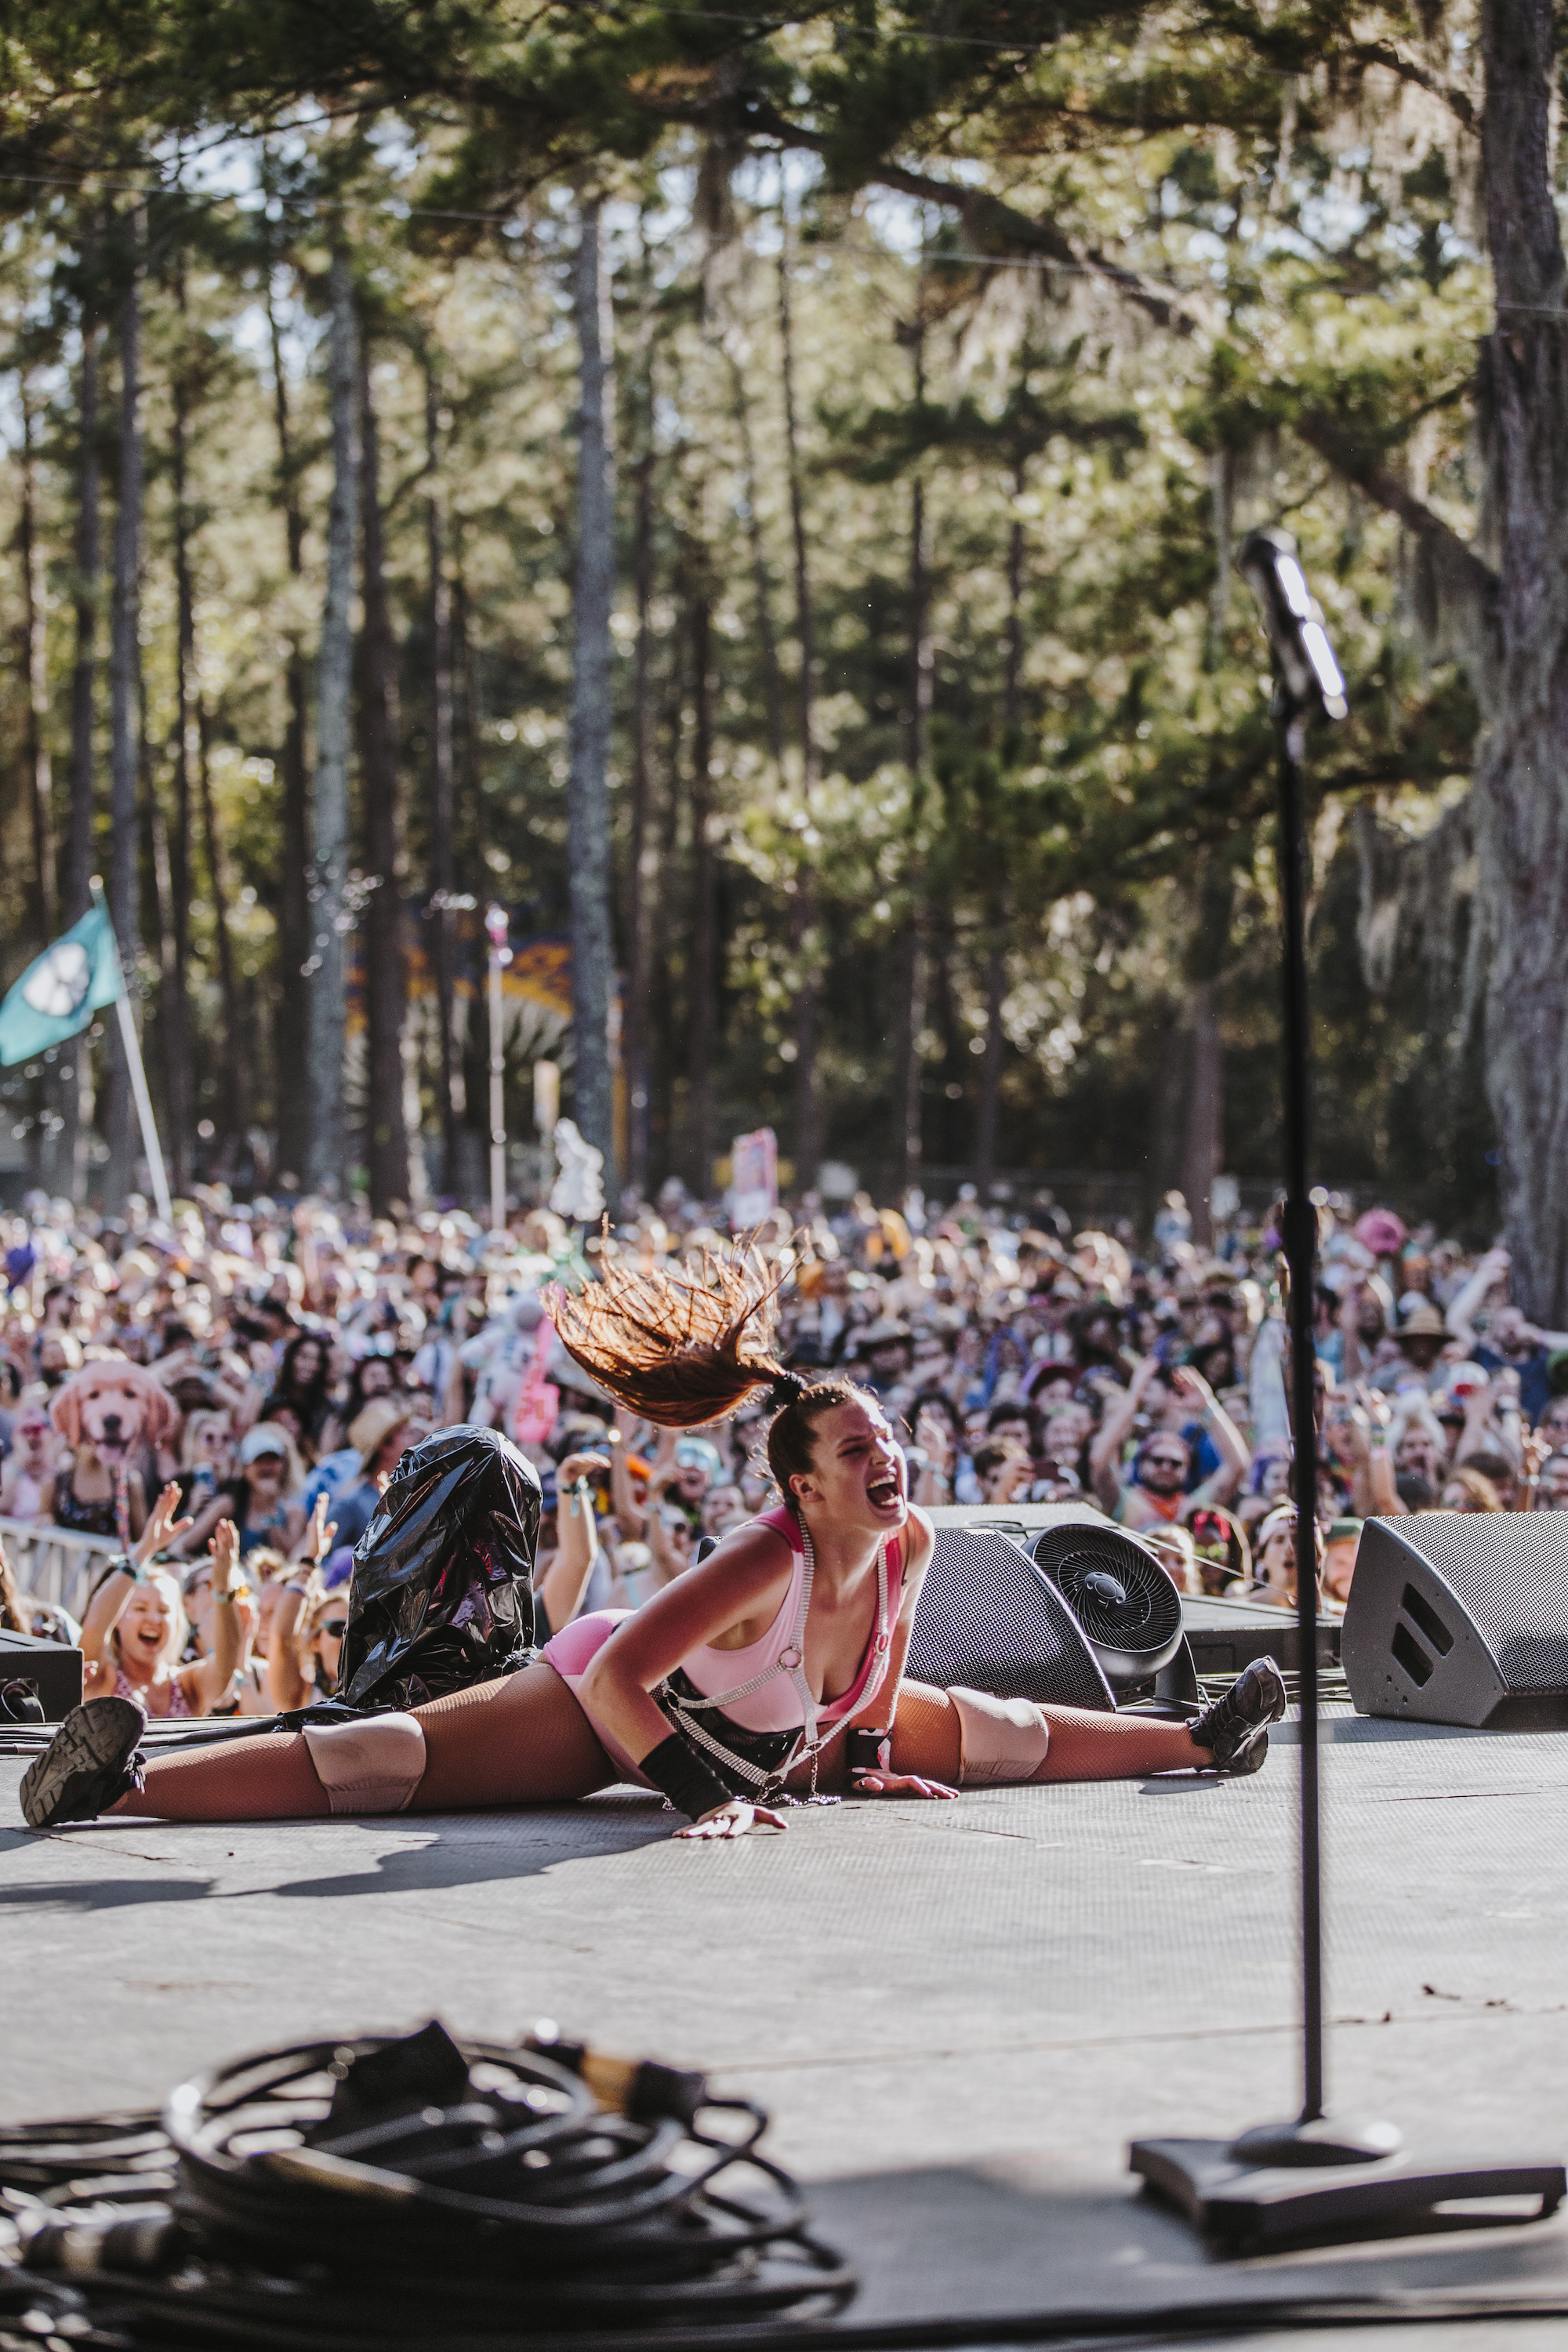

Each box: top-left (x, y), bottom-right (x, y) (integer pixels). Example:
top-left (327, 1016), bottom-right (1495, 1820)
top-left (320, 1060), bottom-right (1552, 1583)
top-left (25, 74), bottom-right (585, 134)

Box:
top-left (657, 1515), bottom-right (891, 1798)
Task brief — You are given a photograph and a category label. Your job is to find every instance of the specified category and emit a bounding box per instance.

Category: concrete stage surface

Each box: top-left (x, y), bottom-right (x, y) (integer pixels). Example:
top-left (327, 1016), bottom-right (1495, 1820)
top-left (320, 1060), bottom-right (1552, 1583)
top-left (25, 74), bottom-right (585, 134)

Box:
top-left (5, 1703), bottom-right (1567, 2348)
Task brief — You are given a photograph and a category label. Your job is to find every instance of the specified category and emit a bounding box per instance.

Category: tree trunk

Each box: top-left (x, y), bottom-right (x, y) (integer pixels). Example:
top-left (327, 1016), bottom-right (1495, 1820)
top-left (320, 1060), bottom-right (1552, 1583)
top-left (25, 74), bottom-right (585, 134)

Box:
top-left (19, 386), bottom-right (56, 942)
top-left (566, 194), bottom-right (618, 1182)
top-left (892, 921), bottom-right (926, 1192)
top-left (63, 296), bottom-right (102, 1203)
top-left (1004, 461), bottom-right (1025, 734)
top-left (146, 731), bottom-right (183, 1194)
top-left (1475, 0), bottom-right (1568, 1318)
top-left (725, 349), bottom-right (785, 769)
top-left (1180, 978), bottom-right (1223, 1249)
top-left (626, 256), bottom-right (657, 1199)
top-left (19, 387), bottom-right (57, 1192)
top-left (198, 702), bottom-right (248, 1147)
top-left (267, 278), bottom-right (311, 1189)
top-left (975, 942), bottom-right (1006, 1194)
top-left (650, 595), bottom-right (686, 1181)
top-left (165, 288), bottom-right (199, 1192)
top-left (305, 248), bottom-right (359, 1197)
top-left (1178, 860), bottom-right (1232, 1250)
top-left (104, 216), bottom-right (143, 1218)
top-left (777, 224), bottom-right (822, 1192)
top-left (423, 362), bottom-right (462, 1197)
top-left (359, 330), bottom-right (410, 1216)
top-left (686, 572), bottom-right (717, 1199)
top-left (892, 314), bottom-right (931, 1193)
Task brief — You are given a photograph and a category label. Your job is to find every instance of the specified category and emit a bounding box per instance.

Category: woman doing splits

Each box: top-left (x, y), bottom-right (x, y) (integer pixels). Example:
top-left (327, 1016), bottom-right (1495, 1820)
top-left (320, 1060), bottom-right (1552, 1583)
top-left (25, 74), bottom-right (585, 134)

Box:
top-left (20, 1251), bottom-right (1284, 1839)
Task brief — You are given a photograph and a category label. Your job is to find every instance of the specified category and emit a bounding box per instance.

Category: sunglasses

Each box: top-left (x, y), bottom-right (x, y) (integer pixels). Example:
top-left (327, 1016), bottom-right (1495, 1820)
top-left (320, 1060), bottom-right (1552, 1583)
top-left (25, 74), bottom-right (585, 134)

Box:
top-left (319, 1619), bottom-right (348, 1639)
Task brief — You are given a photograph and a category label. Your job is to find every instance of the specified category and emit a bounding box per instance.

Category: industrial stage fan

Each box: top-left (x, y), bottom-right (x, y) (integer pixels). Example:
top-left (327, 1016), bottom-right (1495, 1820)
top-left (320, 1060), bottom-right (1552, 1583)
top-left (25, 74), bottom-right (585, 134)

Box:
top-left (1028, 1512), bottom-right (1195, 1704)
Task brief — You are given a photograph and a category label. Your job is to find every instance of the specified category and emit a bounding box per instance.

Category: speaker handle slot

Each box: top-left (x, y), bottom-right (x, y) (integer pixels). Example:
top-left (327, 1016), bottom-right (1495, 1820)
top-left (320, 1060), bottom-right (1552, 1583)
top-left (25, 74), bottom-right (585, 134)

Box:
top-left (1400, 1583), bottom-right (1454, 1657)
top-left (1392, 1621), bottom-right (1435, 1688)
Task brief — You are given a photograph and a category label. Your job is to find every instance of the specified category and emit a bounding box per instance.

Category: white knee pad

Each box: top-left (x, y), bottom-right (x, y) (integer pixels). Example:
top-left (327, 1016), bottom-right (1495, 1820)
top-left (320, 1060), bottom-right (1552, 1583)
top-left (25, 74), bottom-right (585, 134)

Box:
top-left (302, 1713), bottom-right (426, 1817)
top-left (949, 1687), bottom-right (1050, 1786)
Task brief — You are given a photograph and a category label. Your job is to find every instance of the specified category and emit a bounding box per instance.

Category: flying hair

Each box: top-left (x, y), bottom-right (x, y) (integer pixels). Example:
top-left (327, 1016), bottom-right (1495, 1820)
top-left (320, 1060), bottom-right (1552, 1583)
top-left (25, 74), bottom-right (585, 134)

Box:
top-left (543, 1242), bottom-right (793, 1429)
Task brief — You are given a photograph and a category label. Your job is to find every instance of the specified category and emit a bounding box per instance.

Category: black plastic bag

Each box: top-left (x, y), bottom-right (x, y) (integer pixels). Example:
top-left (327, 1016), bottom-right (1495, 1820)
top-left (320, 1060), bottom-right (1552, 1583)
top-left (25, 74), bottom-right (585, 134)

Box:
top-left (337, 1425), bottom-right (540, 1711)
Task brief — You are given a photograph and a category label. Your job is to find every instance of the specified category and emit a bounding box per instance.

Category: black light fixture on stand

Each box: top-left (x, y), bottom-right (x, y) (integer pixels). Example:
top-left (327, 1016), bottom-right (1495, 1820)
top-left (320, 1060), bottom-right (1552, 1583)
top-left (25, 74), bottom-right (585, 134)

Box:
top-left (1127, 528), bottom-right (1565, 2249)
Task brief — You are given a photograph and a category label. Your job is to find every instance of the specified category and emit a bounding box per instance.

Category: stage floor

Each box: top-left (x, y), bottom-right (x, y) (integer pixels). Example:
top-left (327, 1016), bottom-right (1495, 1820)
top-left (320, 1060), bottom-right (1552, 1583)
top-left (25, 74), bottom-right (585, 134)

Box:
top-left (5, 1703), bottom-right (1567, 2347)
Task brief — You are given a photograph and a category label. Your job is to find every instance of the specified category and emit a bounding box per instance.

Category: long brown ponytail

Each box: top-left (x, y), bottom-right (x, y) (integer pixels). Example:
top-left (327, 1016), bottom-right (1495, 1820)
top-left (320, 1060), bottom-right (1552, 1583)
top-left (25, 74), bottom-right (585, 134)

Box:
top-left (542, 1250), bottom-right (876, 1493)
top-left (543, 1247), bottom-right (787, 1429)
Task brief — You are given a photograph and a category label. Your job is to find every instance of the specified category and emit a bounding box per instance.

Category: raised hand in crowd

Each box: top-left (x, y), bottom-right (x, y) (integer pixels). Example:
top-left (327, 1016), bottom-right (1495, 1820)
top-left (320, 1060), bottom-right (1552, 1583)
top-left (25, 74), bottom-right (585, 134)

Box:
top-left (1343, 1385), bottom-right (1398, 1519)
top-left (535, 1452), bottom-right (612, 1639)
top-left (267, 1495), bottom-right (338, 1715)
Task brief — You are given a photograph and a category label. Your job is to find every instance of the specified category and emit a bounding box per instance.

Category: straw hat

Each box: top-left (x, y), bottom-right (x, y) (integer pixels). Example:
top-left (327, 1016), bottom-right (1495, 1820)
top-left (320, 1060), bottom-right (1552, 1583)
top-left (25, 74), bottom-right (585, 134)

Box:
top-left (349, 1396), bottom-right (415, 1460)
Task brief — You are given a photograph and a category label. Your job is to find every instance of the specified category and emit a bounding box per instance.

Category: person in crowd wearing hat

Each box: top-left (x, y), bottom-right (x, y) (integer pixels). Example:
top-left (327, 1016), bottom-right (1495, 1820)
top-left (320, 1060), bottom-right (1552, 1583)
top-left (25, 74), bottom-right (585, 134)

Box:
top-left (1373, 1299), bottom-right (1450, 1392)
top-left (316, 1351), bottom-right (401, 1461)
top-left (169, 1421), bottom-right (307, 1564)
top-left (323, 1397), bottom-right (426, 1552)
top-left (1250, 1503), bottom-right (1324, 1613)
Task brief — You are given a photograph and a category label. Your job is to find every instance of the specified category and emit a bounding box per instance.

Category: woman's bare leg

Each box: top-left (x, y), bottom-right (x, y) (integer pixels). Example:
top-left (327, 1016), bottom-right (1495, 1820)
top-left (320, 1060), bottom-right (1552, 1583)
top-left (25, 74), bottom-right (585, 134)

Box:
top-left (111, 1664), bottom-right (618, 1822)
top-left (409, 1662), bottom-right (616, 1810)
top-left (888, 1681), bottom-right (1208, 1785)
top-left (111, 1731), bottom-right (332, 1820)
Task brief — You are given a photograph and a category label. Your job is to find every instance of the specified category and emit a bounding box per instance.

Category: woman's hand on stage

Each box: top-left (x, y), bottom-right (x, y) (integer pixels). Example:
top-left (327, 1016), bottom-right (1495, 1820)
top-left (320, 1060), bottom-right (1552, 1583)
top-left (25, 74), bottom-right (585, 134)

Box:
top-left (673, 1798), bottom-right (789, 1840)
top-left (850, 1772), bottom-right (957, 1800)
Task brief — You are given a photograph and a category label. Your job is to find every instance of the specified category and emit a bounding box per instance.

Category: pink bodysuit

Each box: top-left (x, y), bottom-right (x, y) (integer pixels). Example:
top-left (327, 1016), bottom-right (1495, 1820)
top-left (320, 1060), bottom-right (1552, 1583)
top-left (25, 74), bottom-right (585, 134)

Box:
top-left (541, 1504), bottom-right (905, 1788)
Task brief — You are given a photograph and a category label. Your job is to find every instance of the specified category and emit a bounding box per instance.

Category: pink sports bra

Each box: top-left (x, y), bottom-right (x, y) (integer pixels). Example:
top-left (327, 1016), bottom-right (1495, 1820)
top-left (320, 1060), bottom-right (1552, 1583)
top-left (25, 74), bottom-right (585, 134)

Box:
top-left (669, 1504), bottom-right (906, 1737)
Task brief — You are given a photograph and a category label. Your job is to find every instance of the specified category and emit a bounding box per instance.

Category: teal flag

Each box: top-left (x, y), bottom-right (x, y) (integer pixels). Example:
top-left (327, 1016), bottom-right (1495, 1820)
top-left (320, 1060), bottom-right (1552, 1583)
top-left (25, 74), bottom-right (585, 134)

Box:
top-left (0, 905), bottom-right (124, 1067)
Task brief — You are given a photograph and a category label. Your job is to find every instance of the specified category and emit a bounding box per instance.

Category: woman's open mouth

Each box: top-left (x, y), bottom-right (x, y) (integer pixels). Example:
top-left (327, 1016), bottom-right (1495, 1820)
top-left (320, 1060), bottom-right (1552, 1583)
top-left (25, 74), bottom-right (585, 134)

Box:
top-left (867, 1471), bottom-right (903, 1512)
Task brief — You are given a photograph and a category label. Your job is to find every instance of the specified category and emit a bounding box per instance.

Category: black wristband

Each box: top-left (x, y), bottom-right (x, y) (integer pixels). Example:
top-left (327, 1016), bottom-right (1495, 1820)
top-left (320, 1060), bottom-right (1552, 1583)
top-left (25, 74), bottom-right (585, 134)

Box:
top-left (641, 1733), bottom-right (735, 1821)
top-left (845, 1726), bottom-right (892, 1778)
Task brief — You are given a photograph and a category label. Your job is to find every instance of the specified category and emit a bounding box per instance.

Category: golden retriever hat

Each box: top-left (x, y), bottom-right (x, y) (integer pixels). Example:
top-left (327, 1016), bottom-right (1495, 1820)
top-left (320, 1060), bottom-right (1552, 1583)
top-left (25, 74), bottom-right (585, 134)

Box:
top-left (49, 1356), bottom-right (180, 1457)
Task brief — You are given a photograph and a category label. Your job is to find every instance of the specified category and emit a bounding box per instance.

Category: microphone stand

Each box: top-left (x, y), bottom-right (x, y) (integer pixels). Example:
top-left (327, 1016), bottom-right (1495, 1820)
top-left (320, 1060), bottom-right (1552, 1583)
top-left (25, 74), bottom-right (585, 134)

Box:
top-left (1127, 535), bottom-right (1565, 2252)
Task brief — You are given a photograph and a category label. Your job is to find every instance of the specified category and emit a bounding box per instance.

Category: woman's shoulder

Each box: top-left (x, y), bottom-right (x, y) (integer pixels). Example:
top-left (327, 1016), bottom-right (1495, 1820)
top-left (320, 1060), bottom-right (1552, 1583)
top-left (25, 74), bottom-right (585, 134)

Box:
top-left (898, 1504), bottom-right (936, 1571)
top-left (672, 1515), bottom-right (797, 1618)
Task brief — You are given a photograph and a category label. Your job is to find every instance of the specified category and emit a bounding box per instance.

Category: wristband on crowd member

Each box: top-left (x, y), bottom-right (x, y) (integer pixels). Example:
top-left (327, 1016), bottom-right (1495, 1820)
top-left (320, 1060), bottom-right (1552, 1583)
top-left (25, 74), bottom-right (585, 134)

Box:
top-left (108, 1553), bottom-right (141, 1584)
top-left (640, 1733), bottom-right (734, 1822)
top-left (845, 1727), bottom-right (893, 1780)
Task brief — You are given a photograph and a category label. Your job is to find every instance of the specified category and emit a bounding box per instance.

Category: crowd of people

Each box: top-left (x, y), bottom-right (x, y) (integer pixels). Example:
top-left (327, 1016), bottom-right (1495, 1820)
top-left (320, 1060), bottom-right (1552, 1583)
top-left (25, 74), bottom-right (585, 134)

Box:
top-left (0, 1176), bottom-right (1563, 1726)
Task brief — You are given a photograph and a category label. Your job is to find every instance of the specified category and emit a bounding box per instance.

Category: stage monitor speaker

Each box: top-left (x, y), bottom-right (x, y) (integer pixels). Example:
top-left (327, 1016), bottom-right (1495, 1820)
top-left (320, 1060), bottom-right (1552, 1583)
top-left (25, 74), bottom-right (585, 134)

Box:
top-left (908, 1525), bottom-right (1115, 1712)
top-left (1343, 1512), bottom-right (1568, 1729)
top-left (1181, 1595), bottom-right (1340, 1679)
top-left (0, 1629), bottom-right (84, 1723)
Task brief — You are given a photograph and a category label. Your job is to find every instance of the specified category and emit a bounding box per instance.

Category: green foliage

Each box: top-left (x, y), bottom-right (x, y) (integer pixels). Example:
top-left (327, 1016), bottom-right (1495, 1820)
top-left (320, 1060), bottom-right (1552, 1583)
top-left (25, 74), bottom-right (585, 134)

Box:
top-left (0, 0), bottom-right (1500, 1210)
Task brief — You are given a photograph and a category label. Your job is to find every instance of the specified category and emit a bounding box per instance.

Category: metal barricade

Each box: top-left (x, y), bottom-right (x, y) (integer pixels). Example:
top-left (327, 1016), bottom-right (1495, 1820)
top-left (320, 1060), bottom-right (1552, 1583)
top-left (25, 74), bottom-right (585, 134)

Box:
top-left (0, 1517), bottom-right (122, 1623)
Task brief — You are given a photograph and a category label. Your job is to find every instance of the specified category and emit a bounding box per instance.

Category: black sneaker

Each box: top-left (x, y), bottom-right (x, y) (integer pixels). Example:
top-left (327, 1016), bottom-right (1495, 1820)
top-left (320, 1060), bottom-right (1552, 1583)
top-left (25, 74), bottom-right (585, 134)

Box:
top-left (1190, 1657), bottom-right (1287, 1777)
top-left (20, 1698), bottom-right (147, 1830)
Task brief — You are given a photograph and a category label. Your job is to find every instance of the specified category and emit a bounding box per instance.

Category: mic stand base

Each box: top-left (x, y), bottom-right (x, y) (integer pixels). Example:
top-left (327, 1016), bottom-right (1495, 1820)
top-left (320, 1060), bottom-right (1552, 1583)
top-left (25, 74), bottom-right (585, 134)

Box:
top-left (1129, 2127), bottom-right (1564, 2256)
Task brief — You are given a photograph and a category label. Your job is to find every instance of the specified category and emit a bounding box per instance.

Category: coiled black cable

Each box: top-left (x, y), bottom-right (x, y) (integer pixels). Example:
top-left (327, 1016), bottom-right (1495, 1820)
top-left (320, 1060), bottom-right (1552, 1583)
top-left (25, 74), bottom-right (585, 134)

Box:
top-left (0, 2020), bottom-right (855, 2347)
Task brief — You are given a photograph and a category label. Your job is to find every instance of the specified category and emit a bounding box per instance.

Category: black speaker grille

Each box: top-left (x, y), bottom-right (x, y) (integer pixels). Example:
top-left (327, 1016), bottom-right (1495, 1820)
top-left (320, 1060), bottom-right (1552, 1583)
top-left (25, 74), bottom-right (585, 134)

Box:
top-left (907, 1528), bottom-right (1115, 1711)
top-left (1402, 1512), bottom-right (1568, 1690)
